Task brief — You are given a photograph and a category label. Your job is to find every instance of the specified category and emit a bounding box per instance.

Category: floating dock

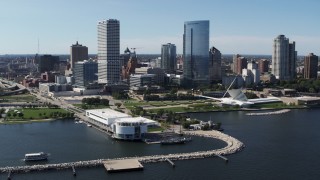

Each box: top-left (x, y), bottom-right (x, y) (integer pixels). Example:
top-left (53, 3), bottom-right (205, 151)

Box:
top-left (103, 159), bottom-right (143, 172)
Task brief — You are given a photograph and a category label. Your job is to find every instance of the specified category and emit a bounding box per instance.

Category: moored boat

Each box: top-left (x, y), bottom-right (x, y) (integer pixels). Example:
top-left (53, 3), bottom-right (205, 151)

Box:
top-left (24, 152), bottom-right (49, 161)
top-left (161, 137), bottom-right (191, 145)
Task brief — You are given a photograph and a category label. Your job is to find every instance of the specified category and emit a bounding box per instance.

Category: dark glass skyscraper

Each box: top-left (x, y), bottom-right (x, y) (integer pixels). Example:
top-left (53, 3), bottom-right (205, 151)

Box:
top-left (183, 20), bottom-right (209, 87)
top-left (74, 60), bottom-right (98, 88)
top-left (161, 43), bottom-right (176, 74)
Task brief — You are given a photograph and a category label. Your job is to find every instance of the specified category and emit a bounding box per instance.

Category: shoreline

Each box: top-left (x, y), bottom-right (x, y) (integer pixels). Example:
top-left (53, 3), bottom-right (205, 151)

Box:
top-left (176, 106), bottom-right (308, 114)
top-left (0, 118), bottom-right (73, 125)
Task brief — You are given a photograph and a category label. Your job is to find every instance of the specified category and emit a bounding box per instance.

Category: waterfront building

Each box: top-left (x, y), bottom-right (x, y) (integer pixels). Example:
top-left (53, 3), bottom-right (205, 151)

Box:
top-left (70, 41), bottom-right (88, 71)
top-left (97, 19), bottom-right (120, 84)
top-left (38, 55), bottom-right (60, 73)
top-left (258, 59), bottom-right (269, 73)
top-left (183, 20), bottom-right (210, 87)
top-left (272, 35), bottom-right (297, 80)
top-left (161, 43), bottom-right (176, 74)
top-left (73, 60), bottom-right (98, 88)
top-left (209, 46), bottom-right (222, 82)
top-left (85, 109), bottom-right (157, 140)
top-left (304, 53), bottom-right (318, 79)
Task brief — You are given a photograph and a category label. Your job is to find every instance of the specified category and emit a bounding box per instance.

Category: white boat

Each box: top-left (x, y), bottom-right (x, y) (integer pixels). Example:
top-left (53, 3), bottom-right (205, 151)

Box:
top-left (24, 152), bottom-right (49, 161)
top-left (87, 124), bottom-right (92, 127)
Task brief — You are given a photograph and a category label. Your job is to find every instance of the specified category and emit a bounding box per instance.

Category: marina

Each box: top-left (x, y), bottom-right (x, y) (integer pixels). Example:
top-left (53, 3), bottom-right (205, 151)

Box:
top-left (1, 109), bottom-right (320, 179)
top-left (0, 130), bottom-right (244, 174)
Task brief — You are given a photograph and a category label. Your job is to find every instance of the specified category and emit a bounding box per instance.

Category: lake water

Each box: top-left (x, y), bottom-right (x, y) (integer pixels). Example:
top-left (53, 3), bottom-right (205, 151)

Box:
top-left (1, 108), bottom-right (320, 179)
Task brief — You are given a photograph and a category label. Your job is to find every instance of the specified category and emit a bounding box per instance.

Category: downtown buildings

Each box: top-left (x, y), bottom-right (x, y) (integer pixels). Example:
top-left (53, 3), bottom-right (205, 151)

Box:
top-left (272, 35), bottom-right (297, 81)
top-left (304, 53), bottom-right (318, 79)
top-left (183, 20), bottom-right (210, 87)
top-left (161, 43), bottom-right (176, 74)
top-left (73, 60), bottom-right (98, 88)
top-left (97, 19), bottom-right (120, 85)
top-left (70, 41), bottom-right (88, 71)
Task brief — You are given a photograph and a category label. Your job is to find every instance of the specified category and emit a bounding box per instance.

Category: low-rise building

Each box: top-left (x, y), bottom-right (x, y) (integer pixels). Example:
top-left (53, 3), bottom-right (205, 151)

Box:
top-left (85, 109), bottom-right (158, 140)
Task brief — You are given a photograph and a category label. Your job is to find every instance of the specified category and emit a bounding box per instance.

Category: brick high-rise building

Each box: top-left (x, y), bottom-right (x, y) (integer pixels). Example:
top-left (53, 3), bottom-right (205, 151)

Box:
top-left (70, 41), bottom-right (88, 71)
top-left (304, 53), bottom-right (318, 79)
top-left (258, 59), bottom-right (269, 73)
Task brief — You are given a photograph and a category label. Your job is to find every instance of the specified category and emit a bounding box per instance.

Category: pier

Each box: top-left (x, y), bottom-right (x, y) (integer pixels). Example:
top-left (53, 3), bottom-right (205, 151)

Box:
top-left (72, 165), bottom-right (76, 176)
top-left (103, 159), bottom-right (143, 172)
top-left (165, 158), bottom-right (175, 167)
top-left (0, 130), bottom-right (244, 174)
top-left (215, 154), bottom-right (228, 162)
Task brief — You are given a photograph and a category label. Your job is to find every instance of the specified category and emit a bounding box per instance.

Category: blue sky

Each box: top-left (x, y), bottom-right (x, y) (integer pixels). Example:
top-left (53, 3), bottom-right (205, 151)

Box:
top-left (1, 0), bottom-right (319, 55)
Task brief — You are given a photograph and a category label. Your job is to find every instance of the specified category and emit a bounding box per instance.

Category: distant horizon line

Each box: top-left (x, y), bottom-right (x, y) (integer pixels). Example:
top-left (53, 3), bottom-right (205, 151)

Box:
top-left (0, 53), bottom-right (274, 56)
top-left (1, 53), bottom-right (308, 57)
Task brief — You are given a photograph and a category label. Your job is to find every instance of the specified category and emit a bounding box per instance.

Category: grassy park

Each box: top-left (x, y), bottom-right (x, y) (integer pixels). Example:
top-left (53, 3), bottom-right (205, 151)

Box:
top-left (5, 108), bottom-right (73, 122)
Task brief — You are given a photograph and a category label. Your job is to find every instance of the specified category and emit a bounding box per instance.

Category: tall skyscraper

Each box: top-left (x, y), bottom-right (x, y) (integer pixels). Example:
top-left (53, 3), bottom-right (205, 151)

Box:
top-left (74, 60), bottom-right (98, 88)
top-left (272, 35), bottom-right (297, 80)
top-left (304, 53), bottom-right (318, 79)
top-left (161, 43), bottom-right (176, 74)
top-left (183, 20), bottom-right (209, 87)
top-left (70, 41), bottom-right (88, 71)
top-left (97, 19), bottom-right (120, 84)
top-left (209, 46), bottom-right (222, 82)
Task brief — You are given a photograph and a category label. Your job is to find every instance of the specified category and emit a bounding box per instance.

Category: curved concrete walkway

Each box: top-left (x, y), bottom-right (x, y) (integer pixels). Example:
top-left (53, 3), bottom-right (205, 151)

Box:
top-left (0, 130), bottom-right (244, 173)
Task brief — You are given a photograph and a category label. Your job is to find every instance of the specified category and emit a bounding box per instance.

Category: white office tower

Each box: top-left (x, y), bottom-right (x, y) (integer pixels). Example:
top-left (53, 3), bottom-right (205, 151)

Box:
top-left (272, 35), bottom-right (297, 81)
top-left (97, 19), bottom-right (120, 84)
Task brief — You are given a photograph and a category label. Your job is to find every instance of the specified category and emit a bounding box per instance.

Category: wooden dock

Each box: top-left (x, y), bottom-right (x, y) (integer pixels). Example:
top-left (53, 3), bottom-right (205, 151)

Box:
top-left (103, 159), bottom-right (144, 172)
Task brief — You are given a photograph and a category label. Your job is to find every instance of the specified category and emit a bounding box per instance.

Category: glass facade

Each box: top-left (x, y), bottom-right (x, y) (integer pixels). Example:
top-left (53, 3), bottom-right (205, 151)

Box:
top-left (183, 20), bottom-right (209, 87)
top-left (74, 61), bottom-right (98, 88)
top-left (161, 43), bottom-right (176, 74)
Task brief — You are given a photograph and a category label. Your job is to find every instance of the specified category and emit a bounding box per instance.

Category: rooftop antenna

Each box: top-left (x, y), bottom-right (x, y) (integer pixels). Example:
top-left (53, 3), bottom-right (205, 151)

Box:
top-left (37, 38), bottom-right (40, 54)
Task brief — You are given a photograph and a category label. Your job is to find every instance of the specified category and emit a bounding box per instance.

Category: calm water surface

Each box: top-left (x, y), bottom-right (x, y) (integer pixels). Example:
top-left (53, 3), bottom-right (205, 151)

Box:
top-left (1, 109), bottom-right (320, 180)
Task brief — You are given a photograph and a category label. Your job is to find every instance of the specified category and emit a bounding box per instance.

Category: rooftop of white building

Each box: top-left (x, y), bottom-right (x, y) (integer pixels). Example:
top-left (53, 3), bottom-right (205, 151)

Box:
top-left (115, 116), bottom-right (158, 125)
top-left (86, 109), bottom-right (131, 119)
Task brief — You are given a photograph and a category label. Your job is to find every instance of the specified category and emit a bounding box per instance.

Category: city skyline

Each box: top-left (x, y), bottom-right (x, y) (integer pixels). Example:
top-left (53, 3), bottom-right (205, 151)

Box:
top-left (1, 0), bottom-right (320, 55)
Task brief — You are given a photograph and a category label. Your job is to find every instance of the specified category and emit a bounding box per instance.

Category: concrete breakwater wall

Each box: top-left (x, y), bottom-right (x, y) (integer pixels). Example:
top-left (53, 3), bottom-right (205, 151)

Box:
top-left (0, 130), bottom-right (244, 173)
top-left (246, 109), bottom-right (291, 116)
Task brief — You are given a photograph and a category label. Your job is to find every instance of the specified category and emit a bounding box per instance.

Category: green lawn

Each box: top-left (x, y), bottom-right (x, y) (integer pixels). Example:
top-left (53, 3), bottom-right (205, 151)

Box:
top-left (73, 104), bottom-right (109, 109)
top-left (148, 126), bottom-right (165, 132)
top-left (0, 94), bottom-right (37, 102)
top-left (7, 108), bottom-right (70, 120)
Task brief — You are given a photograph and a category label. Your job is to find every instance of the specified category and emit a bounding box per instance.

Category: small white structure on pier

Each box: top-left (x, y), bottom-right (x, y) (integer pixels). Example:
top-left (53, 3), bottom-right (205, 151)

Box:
top-left (86, 109), bottom-right (157, 140)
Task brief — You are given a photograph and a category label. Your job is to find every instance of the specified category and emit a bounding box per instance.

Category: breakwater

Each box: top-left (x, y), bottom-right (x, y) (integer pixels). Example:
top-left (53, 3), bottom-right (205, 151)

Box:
top-left (246, 109), bottom-right (291, 116)
top-left (0, 130), bottom-right (244, 174)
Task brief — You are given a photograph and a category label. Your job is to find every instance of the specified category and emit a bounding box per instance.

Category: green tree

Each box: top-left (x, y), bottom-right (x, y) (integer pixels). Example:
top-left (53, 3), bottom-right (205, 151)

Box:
top-left (18, 113), bottom-right (24, 119)
top-left (115, 102), bottom-right (122, 108)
